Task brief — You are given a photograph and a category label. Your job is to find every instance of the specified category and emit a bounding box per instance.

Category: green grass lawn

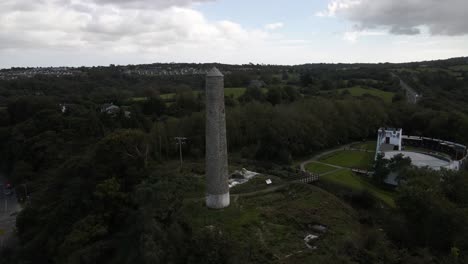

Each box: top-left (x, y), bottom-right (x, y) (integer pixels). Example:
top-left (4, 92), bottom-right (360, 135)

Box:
top-left (350, 141), bottom-right (377, 151)
top-left (305, 162), bottom-right (337, 174)
top-left (224, 87), bottom-right (246, 98)
top-left (159, 88), bottom-right (247, 101)
top-left (338, 86), bottom-right (395, 103)
top-left (130, 97), bottom-right (149, 102)
top-left (319, 150), bottom-right (374, 170)
top-left (321, 169), bottom-right (395, 207)
top-left (159, 93), bottom-right (176, 100)
top-left (160, 91), bottom-right (203, 100)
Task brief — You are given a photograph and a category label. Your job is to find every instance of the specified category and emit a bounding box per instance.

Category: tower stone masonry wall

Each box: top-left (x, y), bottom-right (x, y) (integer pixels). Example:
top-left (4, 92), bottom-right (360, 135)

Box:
top-left (205, 67), bottom-right (230, 209)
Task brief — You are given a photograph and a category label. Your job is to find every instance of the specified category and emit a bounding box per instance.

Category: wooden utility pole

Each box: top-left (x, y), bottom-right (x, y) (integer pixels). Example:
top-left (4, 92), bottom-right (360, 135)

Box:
top-left (174, 137), bottom-right (187, 168)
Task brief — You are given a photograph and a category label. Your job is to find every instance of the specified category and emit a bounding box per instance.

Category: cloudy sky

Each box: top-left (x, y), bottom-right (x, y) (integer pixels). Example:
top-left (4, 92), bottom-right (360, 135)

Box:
top-left (1, 0), bottom-right (467, 67)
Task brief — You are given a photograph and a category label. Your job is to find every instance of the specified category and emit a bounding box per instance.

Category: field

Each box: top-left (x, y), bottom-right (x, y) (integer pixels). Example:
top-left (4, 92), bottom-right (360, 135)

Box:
top-left (397, 66), bottom-right (464, 77)
top-left (338, 86), bottom-right (395, 103)
top-left (158, 87), bottom-right (249, 101)
top-left (302, 145), bottom-right (394, 206)
top-left (180, 183), bottom-right (366, 262)
top-left (224, 87), bottom-right (247, 98)
top-left (129, 97), bottom-right (148, 102)
top-left (449, 65), bottom-right (468, 72)
top-left (305, 162), bottom-right (337, 174)
top-left (319, 150), bottom-right (374, 170)
top-left (350, 141), bottom-right (377, 151)
top-left (321, 169), bottom-right (395, 207)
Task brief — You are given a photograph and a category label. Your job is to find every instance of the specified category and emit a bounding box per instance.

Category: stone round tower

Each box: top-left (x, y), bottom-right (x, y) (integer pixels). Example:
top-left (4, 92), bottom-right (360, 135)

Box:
top-left (205, 67), bottom-right (230, 209)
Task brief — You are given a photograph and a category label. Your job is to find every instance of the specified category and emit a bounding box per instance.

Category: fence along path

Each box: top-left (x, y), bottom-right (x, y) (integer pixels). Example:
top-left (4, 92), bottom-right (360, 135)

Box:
top-left (294, 170), bottom-right (320, 184)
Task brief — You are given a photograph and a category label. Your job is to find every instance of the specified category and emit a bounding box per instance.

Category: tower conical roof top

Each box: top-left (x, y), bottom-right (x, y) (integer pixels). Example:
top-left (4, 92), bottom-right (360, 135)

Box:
top-left (206, 67), bottom-right (223, 77)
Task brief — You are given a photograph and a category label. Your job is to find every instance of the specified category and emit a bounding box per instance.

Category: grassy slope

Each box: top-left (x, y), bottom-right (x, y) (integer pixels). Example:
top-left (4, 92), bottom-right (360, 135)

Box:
top-left (319, 150), bottom-right (375, 170)
top-left (180, 183), bottom-right (363, 263)
top-left (338, 86), bottom-right (395, 103)
top-left (321, 169), bottom-right (395, 207)
top-left (350, 141), bottom-right (377, 151)
top-left (230, 174), bottom-right (284, 194)
top-left (312, 146), bottom-right (394, 206)
top-left (305, 162), bottom-right (337, 174)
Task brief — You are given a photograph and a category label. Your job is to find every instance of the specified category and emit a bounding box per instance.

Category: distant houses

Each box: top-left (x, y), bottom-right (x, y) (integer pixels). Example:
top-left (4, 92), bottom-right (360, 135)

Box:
top-left (100, 103), bottom-right (131, 118)
top-left (100, 103), bottom-right (120, 115)
top-left (0, 67), bottom-right (82, 80)
top-left (248, 80), bottom-right (266, 89)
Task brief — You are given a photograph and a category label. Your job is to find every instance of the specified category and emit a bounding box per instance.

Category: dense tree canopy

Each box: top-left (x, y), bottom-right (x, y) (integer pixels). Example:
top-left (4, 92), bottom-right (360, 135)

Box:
top-left (1, 59), bottom-right (468, 263)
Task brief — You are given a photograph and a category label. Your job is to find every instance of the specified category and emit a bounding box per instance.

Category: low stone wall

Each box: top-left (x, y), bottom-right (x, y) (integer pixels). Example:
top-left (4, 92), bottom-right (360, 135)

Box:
top-left (402, 135), bottom-right (468, 171)
top-left (402, 135), bottom-right (467, 160)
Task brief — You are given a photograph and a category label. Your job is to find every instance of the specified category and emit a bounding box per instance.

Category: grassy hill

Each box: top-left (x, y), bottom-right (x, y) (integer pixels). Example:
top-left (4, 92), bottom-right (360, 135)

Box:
top-left (179, 183), bottom-right (387, 263)
top-left (338, 86), bottom-right (395, 103)
top-left (319, 150), bottom-right (374, 170)
top-left (304, 142), bottom-right (395, 206)
top-left (321, 169), bottom-right (395, 207)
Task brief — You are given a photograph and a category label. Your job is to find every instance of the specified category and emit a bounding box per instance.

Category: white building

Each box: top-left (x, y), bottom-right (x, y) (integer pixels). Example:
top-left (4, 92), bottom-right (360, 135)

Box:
top-left (376, 128), bottom-right (402, 159)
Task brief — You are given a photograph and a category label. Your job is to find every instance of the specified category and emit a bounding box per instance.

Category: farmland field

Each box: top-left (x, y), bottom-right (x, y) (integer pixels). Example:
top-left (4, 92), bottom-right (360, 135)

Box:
top-left (338, 86), bottom-right (395, 103)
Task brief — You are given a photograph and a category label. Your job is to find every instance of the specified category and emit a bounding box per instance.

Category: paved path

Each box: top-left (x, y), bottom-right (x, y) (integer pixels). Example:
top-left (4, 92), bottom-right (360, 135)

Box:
top-left (320, 168), bottom-right (343, 176)
top-left (308, 161), bottom-right (345, 170)
top-left (348, 148), bottom-right (375, 153)
top-left (391, 73), bottom-right (420, 104)
top-left (0, 174), bottom-right (20, 250)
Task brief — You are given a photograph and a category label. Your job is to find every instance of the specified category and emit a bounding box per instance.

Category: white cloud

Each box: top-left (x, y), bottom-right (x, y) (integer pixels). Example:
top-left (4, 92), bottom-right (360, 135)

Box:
top-left (0, 0), bottom-right (273, 55)
top-left (2, 0), bottom-right (468, 66)
top-left (265, 22), bottom-right (284, 30)
top-left (343, 30), bottom-right (386, 43)
top-left (316, 0), bottom-right (360, 17)
top-left (318, 0), bottom-right (468, 36)
top-left (1, 0), bottom-right (310, 67)
top-left (86, 0), bottom-right (214, 9)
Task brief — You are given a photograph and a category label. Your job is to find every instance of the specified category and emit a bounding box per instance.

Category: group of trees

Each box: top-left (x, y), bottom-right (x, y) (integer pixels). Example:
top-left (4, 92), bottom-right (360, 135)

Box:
top-left (298, 66), bottom-right (399, 93)
top-left (379, 168), bottom-right (468, 263)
